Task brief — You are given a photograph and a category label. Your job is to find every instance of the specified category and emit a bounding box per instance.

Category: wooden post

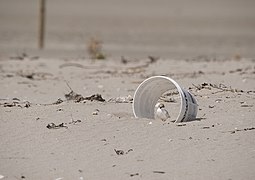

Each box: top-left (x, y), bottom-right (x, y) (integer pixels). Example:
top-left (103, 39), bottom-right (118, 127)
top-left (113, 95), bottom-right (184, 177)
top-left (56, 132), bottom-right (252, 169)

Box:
top-left (39, 0), bottom-right (46, 49)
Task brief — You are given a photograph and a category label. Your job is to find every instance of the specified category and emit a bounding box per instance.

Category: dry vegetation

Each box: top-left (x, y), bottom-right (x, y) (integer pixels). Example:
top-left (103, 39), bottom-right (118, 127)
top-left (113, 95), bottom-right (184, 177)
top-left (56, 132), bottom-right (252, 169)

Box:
top-left (87, 37), bottom-right (106, 60)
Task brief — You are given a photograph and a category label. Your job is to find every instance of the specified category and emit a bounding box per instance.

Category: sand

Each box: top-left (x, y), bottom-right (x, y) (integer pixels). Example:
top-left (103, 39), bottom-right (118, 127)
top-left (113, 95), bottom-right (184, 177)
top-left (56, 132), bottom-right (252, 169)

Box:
top-left (0, 0), bottom-right (255, 180)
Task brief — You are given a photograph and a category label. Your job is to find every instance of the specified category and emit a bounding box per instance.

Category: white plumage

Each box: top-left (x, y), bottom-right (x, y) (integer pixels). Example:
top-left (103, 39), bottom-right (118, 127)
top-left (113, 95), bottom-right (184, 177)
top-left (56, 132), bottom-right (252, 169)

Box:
top-left (154, 103), bottom-right (170, 121)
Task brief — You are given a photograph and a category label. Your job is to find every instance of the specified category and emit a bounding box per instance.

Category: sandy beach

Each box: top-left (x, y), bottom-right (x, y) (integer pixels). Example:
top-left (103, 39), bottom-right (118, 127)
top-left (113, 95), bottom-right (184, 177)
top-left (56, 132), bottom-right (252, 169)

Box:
top-left (0, 0), bottom-right (255, 179)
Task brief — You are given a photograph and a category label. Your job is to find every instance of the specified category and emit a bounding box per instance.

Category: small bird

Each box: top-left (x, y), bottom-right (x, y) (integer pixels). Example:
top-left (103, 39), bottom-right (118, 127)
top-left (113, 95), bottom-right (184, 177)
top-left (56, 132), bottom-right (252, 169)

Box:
top-left (154, 103), bottom-right (170, 121)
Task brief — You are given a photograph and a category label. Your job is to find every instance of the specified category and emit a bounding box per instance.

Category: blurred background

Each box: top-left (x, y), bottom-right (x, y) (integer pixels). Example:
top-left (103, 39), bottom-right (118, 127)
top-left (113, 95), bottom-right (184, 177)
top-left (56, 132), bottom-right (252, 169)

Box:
top-left (0, 0), bottom-right (255, 58)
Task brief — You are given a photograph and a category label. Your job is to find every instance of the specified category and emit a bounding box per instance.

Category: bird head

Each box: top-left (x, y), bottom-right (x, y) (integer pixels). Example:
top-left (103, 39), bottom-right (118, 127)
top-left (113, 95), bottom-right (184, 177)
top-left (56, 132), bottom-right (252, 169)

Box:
top-left (159, 103), bottom-right (165, 108)
top-left (155, 103), bottom-right (165, 109)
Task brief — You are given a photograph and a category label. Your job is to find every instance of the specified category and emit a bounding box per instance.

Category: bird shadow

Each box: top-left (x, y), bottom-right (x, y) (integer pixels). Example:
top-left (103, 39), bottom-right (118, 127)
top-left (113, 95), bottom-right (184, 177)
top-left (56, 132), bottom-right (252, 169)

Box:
top-left (170, 117), bottom-right (206, 123)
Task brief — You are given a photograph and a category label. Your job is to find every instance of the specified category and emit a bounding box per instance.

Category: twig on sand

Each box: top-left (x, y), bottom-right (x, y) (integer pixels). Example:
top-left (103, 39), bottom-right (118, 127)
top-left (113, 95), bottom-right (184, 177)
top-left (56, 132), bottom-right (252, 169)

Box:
top-left (190, 82), bottom-right (255, 94)
top-left (222, 127), bottom-right (255, 134)
top-left (59, 63), bottom-right (100, 69)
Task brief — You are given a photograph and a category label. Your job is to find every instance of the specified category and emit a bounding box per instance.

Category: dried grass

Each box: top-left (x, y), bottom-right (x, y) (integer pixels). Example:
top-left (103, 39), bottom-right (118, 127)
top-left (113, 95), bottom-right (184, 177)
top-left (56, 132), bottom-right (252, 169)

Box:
top-left (87, 37), bottom-right (106, 60)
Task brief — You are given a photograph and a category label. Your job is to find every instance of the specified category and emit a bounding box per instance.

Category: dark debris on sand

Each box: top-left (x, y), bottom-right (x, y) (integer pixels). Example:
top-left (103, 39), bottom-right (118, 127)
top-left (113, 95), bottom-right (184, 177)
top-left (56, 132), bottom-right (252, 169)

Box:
top-left (46, 123), bottom-right (68, 129)
top-left (65, 91), bottom-right (105, 102)
top-left (0, 98), bottom-right (31, 108)
top-left (65, 91), bottom-right (86, 103)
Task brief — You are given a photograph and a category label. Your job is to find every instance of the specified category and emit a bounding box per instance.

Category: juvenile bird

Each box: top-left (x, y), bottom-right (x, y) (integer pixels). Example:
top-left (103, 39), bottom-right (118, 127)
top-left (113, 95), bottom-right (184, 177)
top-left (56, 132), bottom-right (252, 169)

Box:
top-left (154, 103), bottom-right (170, 121)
